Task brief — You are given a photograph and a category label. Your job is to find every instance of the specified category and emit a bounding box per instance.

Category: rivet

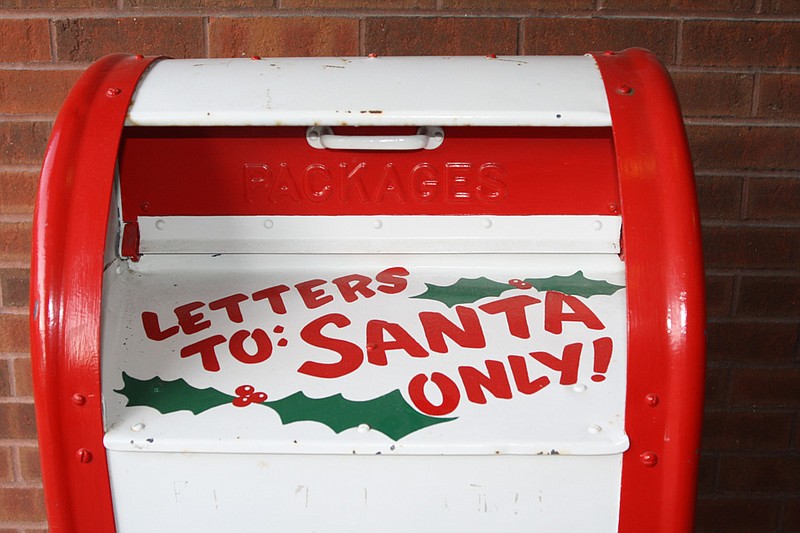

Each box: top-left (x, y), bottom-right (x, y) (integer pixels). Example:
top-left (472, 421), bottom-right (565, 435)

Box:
top-left (603, 50), bottom-right (615, 56)
top-left (76, 448), bottom-right (93, 464)
top-left (357, 424), bottom-right (371, 433)
top-left (640, 451), bottom-right (658, 467)
top-left (263, 219), bottom-right (274, 229)
top-left (592, 220), bottom-right (603, 231)
top-left (251, 55), bottom-right (261, 60)
top-left (106, 87), bottom-right (122, 97)
top-left (617, 85), bottom-right (634, 95)
top-left (607, 202), bottom-right (619, 215)
top-left (368, 53), bottom-right (378, 58)
top-left (131, 423), bottom-right (145, 432)
top-left (71, 393), bottom-right (86, 406)
top-left (587, 424), bottom-right (602, 434)
top-left (572, 383), bottom-right (587, 393)
top-left (140, 201), bottom-right (151, 212)
top-left (372, 219), bottom-right (383, 229)
top-left (482, 218), bottom-right (492, 229)
top-left (134, 54), bottom-right (144, 60)
top-left (645, 393), bottom-right (660, 407)
top-left (155, 219), bottom-right (166, 231)
top-left (486, 53), bottom-right (497, 59)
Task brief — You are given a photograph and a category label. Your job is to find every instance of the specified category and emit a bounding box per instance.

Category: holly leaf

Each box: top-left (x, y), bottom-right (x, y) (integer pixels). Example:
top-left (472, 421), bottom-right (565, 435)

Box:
top-left (264, 389), bottom-right (455, 441)
top-left (115, 372), bottom-right (234, 415)
top-left (412, 277), bottom-right (514, 307)
top-left (115, 373), bottom-right (455, 441)
top-left (524, 270), bottom-right (624, 298)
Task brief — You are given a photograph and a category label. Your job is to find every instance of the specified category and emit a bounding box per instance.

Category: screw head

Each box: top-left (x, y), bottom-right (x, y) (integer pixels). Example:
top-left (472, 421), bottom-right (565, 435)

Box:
top-left (71, 393), bottom-right (86, 406)
top-left (645, 393), bottom-right (660, 407)
top-left (76, 448), bottom-right (93, 464)
top-left (608, 202), bottom-right (620, 215)
top-left (617, 85), bottom-right (634, 95)
top-left (640, 451), bottom-right (659, 467)
top-left (106, 87), bottom-right (122, 97)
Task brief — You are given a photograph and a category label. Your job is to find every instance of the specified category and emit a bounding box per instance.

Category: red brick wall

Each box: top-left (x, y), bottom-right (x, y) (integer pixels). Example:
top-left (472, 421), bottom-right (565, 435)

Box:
top-left (0, 2), bottom-right (798, 532)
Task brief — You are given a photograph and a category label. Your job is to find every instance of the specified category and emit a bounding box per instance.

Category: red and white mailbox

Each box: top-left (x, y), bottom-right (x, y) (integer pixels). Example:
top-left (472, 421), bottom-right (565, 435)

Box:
top-left (31, 50), bottom-right (704, 532)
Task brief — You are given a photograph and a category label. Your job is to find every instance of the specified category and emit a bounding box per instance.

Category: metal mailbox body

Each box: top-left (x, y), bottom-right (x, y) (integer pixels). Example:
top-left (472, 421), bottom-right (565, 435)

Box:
top-left (31, 50), bottom-right (705, 533)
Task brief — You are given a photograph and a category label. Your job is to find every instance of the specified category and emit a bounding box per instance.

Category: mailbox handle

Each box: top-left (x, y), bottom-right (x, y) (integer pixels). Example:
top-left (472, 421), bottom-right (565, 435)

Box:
top-left (306, 126), bottom-right (444, 151)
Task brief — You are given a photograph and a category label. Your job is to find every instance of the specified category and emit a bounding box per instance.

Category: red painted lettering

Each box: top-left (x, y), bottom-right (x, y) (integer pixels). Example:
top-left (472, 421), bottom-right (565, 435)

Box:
top-left (478, 294), bottom-right (541, 339)
top-left (229, 328), bottom-right (272, 364)
top-left (529, 343), bottom-right (582, 385)
top-left (208, 293), bottom-right (249, 323)
top-left (408, 372), bottom-right (460, 416)
top-left (507, 355), bottom-right (550, 395)
top-left (544, 292), bottom-right (605, 334)
top-left (298, 313), bottom-right (363, 379)
top-left (175, 301), bottom-right (211, 335)
top-left (295, 279), bottom-right (333, 310)
top-left (419, 306), bottom-right (486, 354)
top-left (458, 360), bottom-right (513, 404)
top-left (375, 266), bottom-right (410, 294)
top-left (141, 311), bottom-right (179, 341)
top-left (365, 320), bottom-right (429, 366)
top-left (332, 274), bottom-right (375, 303)
top-left (252, 284), bottom-right (290, 315)
top-left (180, 335), bottom-right (226, 372)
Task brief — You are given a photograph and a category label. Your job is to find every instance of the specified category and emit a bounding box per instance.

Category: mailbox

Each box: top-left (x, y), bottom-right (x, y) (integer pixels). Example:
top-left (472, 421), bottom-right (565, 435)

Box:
top-left (31, 50), bottom-right (704, 533)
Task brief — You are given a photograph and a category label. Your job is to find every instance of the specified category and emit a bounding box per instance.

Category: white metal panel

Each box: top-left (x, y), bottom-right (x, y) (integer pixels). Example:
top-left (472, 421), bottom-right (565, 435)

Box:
top-left (102, 253), bottom-right (627, 456)
top-left (107, 452), bottom-right (622, 533)
top-left (126, 56), bottom-right (611, 127)
top-left (136, 215), bottom-right (622, 254)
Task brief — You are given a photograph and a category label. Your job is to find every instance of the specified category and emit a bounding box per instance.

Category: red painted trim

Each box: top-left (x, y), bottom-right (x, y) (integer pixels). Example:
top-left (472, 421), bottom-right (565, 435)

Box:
top-left (30, 54), bottom-right (160, 533)
top-left (591, 49), bottom-right (706, 532)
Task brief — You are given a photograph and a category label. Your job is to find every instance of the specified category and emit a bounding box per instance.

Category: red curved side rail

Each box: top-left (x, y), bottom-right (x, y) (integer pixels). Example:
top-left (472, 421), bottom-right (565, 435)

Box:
top-left (30, 53), bottom-right (159, 533)
top-left (591, 49), bottom-right (706, 532)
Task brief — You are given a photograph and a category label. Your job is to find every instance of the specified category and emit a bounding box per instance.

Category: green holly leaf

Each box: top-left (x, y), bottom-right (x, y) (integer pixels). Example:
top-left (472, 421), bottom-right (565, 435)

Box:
top-left (266, 390), bottom-right (455, 441)
top-left (115, 373), bottom-right (455, 441)
top-left (412, 277), bottom-right (514, 307)
top-left (115, 372), bottom-right (234, 415)
top-left (524, 270), bottom-right (624, 298)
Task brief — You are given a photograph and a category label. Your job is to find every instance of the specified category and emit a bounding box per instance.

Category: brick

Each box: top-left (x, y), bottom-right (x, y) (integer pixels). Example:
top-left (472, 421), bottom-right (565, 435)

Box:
top-left (705, 274), bottom-right (734, 317)
top-left (695, 497), bottom-right (779, 533)
top-left (210, 17), bottom-right (359, 57)
top-left (0, 487), bottom-right (46, 522)
top-left (737, 276), bottom-right (800, 318)
top-left (746, 178), bottom-right (800, 221)
top-left (702, 225), bottom-right (800, 270)
top-left (18, 446), bottom-right (41, 482)
top-left (758, 74), bottom-right (800, 119)
top-left (0, 360), bottom-right (10, 397)
top-left (683, 20), bottom-right (800, 67)
top-left (442, 0), bottom-right (592, 9)
top-left (0, 0), bottom-right (114, 6)
top-left (523, 17), bottom-right (677, 63)
top-left (696, 453), bottom-right (716, 494)
top-left (731, 368), bottom-right (800, 408)
top-left (128, 0), bottom-right (272, 6)
top-left (705, 366), bottom-right (729, 408)
top-left (672, 71), bottom-right (754, 118)
top-left (364, 17), bottom-right (517, 56)
top-left (284, 0), bottom-right (432, 8)
top-left (696, 175), bottom-right (741, 220)
top-left (13, 357), bottom-right (34, 397)
top-left (0, 171), bottom-right (38, 215)
top-left (702, 411), bottom-right (792, 451)
top-left (1, 269), bottom-right (30, 309)
top-left (718, 455), bottom-right (800, 492)
top-left (0, 20), bottom-right (51, 63)
top-left (786, 499), bottom-right (800, 532)
top-left (687, 125), bottom-right (800, 172)
top-left (707, 321), bottom-right (798, 363)
top-left (0, 121), bottom-right (51, 166)
top-left (55, 17), bottom-right (205, 63)
top-left (761, 0), bottom-right (800, 14)
top-left (0, 69), bottom-right (83, 116)
top-left (0, 446), bottom-right (12, 482)
top-left (0, 314), bottom-right (29, 353)
top-left (0, 222), bottom-right (32, 262)
top-left (0, 403), bottom-right (36, 439)
top-left (603, 0), bottom-right (755, 9)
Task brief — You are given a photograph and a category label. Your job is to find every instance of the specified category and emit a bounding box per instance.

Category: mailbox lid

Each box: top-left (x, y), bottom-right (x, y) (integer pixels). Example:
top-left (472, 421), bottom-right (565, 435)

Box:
top-left (126, 56), bottom-right (611, 127)
top-left (102, 252), bottom-right (627, 456)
